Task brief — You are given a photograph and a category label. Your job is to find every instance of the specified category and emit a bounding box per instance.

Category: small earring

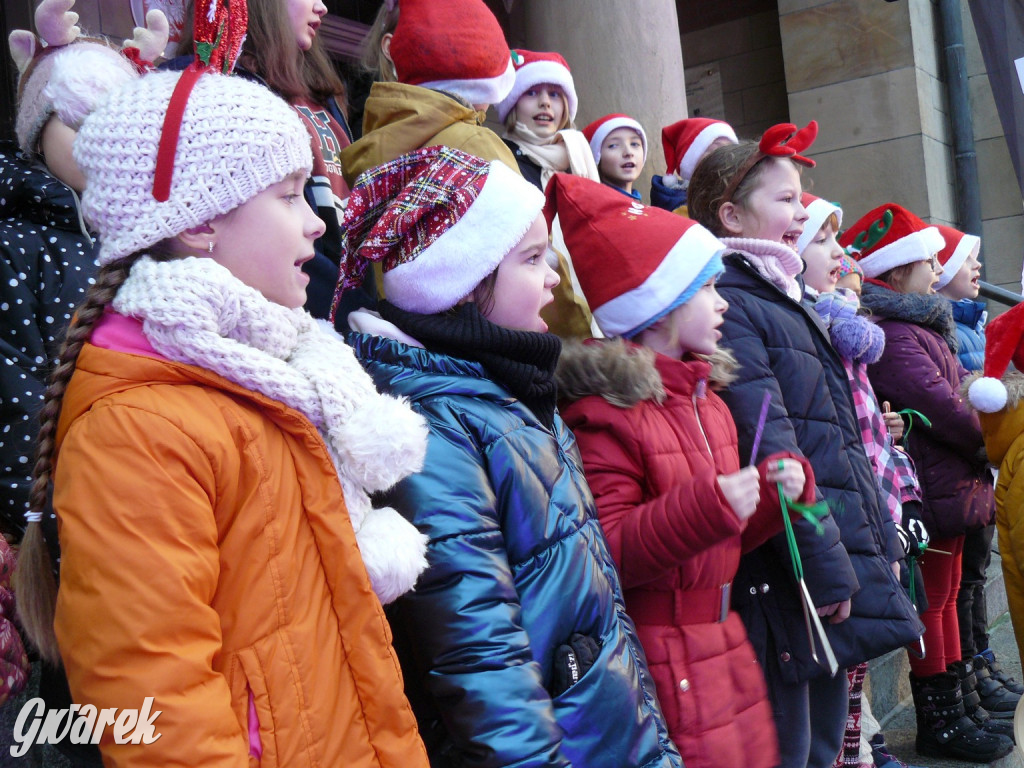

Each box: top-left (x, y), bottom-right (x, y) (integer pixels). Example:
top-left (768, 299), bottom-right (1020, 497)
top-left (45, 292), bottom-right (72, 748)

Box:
top-left (207, 241), bottom-right (214, 254)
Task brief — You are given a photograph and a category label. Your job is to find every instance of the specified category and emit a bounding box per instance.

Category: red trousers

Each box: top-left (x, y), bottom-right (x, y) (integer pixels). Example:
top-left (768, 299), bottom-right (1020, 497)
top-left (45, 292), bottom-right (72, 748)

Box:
top-left (908, 535), bottom-right (965, 676)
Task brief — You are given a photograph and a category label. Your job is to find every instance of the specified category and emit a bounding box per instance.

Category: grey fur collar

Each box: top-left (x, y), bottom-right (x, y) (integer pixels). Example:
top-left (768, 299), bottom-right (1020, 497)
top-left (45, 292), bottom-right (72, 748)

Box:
top-left (860, 282), bottom-right (959, 354)
top-left (556, 339), bottom-right (738, 408)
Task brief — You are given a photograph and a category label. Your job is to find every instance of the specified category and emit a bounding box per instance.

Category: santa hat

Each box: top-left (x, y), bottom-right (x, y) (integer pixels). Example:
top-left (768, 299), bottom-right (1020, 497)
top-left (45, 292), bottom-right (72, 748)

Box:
top-left (495, 49), bottom-right (578, 124)
top-left (967, 302), bottom-right (1024, 412)
top-left (335, 146), bottom-right (544, 317)
top-left (9, 0), bottom-right (168, 154)
top-left (582, 114), bottom-right (648, 165)
top-left (389, 0), bottom-right (514, 107)
top-left (74, 70), bottom-right (312, 265)
top-left (839, 203), bottom-right (944, 279)
top-left (796, 193), bottom-right (843, 256)
top-left (935, 224), bottom-right (981, 291)
top-left (661, 117), bottom-right (737, 185)
top-left (544, 173), bottom-right (725, 338)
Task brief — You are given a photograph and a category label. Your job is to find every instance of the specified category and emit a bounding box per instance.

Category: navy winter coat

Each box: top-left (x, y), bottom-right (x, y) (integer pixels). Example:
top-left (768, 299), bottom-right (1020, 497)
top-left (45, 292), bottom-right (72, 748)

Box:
top-left (716, 252), bottom-right (923, 684)
top-left (350, 333), bottom-right (681, 768)
top-left (951, 298), bottom-right (986, 373)
top-left (863, 284), bottom-right (994, 539)
top-left (0, 142), bottom-right (95, 550)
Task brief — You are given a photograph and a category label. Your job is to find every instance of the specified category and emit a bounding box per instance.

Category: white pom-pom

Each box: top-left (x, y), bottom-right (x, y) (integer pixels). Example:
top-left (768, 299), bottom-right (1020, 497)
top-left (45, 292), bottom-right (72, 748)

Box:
top-left (354, 506), bottom-right (428, 604)
top-left (330, 395), bottom-right (428, 492)
top-left (968, 376), bottom-right (1008, 413)
top-left (661, 172), bottom-right (685, 190)
top-left (45, 46), bottom-right (135, 129)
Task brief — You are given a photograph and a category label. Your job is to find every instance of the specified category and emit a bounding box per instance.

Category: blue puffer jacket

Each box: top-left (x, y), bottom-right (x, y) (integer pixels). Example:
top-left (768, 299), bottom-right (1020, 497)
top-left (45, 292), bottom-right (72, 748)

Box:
top-left (350, 333), bottom-right (681, 768)
top-left (951, 298), bottom-right (986, 373)
top-left (716, 250), bottom-right (923, 685)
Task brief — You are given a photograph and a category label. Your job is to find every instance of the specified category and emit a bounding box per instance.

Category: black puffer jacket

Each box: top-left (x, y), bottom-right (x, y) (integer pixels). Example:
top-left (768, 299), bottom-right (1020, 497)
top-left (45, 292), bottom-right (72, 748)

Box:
top-left (0, 142), bottom-right (95, 558)
top-left (717, 249), bottom-right (923, 684)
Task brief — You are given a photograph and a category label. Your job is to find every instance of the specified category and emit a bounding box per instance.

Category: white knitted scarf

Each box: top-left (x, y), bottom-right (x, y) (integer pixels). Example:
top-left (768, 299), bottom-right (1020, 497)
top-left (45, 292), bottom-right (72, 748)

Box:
top-left (505, 123), bottom-right (601, 190)
top-left (112, 255), bottom-right (429, 604)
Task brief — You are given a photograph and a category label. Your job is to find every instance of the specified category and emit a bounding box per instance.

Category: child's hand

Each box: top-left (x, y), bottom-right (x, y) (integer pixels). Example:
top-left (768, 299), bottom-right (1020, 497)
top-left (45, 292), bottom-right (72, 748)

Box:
top-left (717, 467), bottom-right (761, 523)
top-left (882, 402), bottom-right (904, 441)
top-left (766, 459), bottom-right (805, 500)
top-left (816, 598), bottom-right (852, 624)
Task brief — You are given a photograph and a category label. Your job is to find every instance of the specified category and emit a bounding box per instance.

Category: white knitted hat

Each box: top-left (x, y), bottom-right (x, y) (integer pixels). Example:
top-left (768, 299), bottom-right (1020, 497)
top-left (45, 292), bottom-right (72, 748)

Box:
top-left (74, 70), bottom-right (313, 265)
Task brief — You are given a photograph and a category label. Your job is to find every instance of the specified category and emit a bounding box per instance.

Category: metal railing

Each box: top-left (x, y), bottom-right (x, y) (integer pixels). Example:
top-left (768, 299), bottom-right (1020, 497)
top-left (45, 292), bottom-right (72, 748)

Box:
top-left (979, 280), bottom-right (1023, 307)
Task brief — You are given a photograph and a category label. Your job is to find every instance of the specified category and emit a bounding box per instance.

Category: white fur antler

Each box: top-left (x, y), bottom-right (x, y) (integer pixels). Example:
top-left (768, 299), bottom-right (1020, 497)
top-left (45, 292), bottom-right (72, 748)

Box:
top-left (35, 0), bottom-right (80, 48)
top-left (122, 9), bottom-right (169, 63)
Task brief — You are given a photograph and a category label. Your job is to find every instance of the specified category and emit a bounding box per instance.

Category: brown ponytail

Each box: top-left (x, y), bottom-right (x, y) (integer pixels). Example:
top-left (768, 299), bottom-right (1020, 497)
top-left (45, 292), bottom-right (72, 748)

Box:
top-left (14, 258), bottom-right (137, 662)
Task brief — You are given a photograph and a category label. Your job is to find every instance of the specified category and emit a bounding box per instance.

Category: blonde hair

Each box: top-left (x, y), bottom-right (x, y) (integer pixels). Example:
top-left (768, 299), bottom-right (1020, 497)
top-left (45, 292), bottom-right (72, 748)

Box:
top-left (503, 88), bottom-right (574, 134)
top-left (179, 0), bottom-right (347, 106)
top-left (361, 1), bottom-right (400, 83)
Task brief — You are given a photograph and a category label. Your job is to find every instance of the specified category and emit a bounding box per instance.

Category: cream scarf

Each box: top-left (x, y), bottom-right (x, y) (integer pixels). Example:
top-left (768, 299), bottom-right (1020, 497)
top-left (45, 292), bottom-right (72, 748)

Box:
top-left (112, 255), bottom-right (429, 604)
top-left (506, 122), bottom-right (601, 189)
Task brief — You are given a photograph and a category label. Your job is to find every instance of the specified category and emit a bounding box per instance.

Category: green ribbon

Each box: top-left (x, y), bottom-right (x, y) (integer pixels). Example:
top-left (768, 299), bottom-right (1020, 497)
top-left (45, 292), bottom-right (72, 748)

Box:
top-left (896, 408), bottom-right (931, 442)
top-left (777, 484), bottom-right (830, 581)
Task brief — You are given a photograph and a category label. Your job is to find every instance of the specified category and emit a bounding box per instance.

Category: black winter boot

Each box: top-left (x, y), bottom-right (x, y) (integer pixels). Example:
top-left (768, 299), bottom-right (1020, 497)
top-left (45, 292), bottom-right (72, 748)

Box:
top-left (977, 649), bottom-right (1024, 695)
top-left (972, 654), bottom-right (1021, 717)
top-left (949, 660), bottom-right (1016, 741)
top-left (910, 671), bottom-right (1014, 762)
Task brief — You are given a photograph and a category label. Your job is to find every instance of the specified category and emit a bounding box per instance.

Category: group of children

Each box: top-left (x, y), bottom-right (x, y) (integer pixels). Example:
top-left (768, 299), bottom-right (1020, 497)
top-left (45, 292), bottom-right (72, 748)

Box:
top-left (3, 0), bottom-right (1024, 767)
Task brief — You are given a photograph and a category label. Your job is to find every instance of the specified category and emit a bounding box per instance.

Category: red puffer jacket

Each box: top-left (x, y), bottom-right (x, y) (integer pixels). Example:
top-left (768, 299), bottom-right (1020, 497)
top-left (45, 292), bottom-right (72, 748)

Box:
top-left (558, 340), bottom-right (814, 768)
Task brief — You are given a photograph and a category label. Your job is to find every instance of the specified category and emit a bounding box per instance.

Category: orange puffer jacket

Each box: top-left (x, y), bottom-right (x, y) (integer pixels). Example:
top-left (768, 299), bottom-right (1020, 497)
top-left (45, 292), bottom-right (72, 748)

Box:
top-left (53, 343), bottom-right (428, 768)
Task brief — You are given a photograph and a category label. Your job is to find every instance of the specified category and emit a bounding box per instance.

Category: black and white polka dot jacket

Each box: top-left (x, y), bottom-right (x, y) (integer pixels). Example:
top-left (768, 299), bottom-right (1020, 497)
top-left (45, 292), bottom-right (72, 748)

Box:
top-left (0, 141), bottom-right (97, 558)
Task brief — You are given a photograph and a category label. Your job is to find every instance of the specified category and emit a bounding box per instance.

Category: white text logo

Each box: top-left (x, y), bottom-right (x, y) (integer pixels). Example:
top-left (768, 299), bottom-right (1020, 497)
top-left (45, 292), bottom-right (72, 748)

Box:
top-left (10, 697), bottom-right (162, 757)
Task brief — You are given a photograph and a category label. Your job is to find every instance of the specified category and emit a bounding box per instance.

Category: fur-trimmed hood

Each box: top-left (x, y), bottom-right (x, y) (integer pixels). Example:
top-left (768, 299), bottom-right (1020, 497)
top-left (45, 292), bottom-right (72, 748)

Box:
top-left (556, 338), bottom-right (738, 408)
top-left (964, 369), bottom-right (1024, 465)
top-left (860, 281), bottom-right (959, 354)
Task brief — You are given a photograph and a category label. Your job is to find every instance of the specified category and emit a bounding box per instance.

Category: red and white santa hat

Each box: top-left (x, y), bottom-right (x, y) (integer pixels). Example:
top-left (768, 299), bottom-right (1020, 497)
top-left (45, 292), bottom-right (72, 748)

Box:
top-left (935, 224), bottom-right (981, 290)
top-left (495, 49), bottom-right (578, 124)
top-left (795, 193), bottom-right (843, 255)
top-left (544, 173), bottom-right (725, 338)
top-left (838, 203), bottom-right (944, 279)
top-left (661, 117), bottom-right (738, 184)
top-left (582, 114), bottom-right (648, 165)
top-left (334, 146), bottom-right (545, 317)
top-left (967, 302), bottom-right (1024, 412)
top-left (389, 0), bottom-right (515, 107)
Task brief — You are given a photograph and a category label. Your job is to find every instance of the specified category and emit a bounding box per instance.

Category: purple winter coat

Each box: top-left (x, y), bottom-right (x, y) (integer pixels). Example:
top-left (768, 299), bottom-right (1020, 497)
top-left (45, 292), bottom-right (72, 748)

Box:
top-left (861, 282), bottom-right (994, 539)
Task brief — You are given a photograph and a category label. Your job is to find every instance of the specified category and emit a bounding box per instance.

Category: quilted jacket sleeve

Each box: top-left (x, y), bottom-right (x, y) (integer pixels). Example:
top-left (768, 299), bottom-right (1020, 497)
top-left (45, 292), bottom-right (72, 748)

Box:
top-left (566, 398), bottom-right (744, 589)
top-left (383, 402), bottom-right (571, 768)
top-left (868, 323), bottom-right (984, 456)
top-left (718, 294), bottom-right (858, 608)
top-left (53, 404), bottom-right (249, 767)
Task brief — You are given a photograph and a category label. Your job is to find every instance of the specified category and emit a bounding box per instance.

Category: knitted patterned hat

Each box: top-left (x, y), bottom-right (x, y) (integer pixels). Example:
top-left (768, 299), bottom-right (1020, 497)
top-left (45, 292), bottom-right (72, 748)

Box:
top-left (837, 254), bottom-right (863, 280)
top-left (389, 0), bottom-right (514, 106)
top-left (935, 224), bottom-right (981, 290)
top-left (335, 146), bottom-right (545, 316)
top-left (967, 302), bottom-right (1024, 412)
top-left (839, 203), bottom-right (944, 279)
top-left (661, 117), bottom-right (737, 183)
top-left (544, 173), bottom-right (725, 338)
top-left (582, 114), bottom-right (648, 165)
top-left (9, 0), bottom-right (167, 154)
top-left (74, 70), bottom-right (312, 265)
top-left (796, 192), bottom-right (843, 255)
top-left (495, 49), bottom-right (578, 123)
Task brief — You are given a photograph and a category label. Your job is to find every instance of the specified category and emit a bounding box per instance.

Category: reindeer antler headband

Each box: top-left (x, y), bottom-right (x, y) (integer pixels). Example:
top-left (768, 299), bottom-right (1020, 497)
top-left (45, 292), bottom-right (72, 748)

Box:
top-left (720, 121), bottom-right (818, 204)
top-left (151, 0), bottom-right (247, 201)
